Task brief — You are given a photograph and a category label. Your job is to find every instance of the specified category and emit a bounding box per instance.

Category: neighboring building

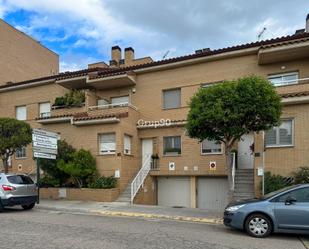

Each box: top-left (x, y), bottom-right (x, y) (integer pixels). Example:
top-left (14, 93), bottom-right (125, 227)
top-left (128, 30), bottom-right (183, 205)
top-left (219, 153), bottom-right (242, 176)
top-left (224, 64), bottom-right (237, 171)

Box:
top-left (0, 19), bottom-right (59, 85)
top-left (1, 16), bottom-right (309, 210)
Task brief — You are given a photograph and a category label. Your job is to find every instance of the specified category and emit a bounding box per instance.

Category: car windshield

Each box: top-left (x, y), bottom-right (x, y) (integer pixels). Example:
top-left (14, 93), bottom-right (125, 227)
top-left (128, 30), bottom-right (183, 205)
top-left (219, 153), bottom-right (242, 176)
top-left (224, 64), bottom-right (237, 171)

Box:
top-left (262, 185), bottom-right (298, 199)
top-left (7, 175), bottom-right (34, 185)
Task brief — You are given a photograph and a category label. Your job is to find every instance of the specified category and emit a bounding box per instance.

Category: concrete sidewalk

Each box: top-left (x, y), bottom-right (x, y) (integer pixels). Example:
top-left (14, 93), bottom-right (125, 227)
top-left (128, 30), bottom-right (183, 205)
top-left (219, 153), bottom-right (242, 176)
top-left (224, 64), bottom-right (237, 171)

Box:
top-left (36, 200), bottom-right (223, 224)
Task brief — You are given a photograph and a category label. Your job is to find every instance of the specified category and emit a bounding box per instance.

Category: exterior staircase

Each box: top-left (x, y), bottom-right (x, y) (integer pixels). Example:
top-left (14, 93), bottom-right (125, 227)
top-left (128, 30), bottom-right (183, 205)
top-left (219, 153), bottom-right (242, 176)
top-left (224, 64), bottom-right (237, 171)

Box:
top-left (116, 155), bottom-right (151, 204)
top-left (116, 184), bottom-right (131, 203)
top-left (233, 169), bottom-right (255, 201)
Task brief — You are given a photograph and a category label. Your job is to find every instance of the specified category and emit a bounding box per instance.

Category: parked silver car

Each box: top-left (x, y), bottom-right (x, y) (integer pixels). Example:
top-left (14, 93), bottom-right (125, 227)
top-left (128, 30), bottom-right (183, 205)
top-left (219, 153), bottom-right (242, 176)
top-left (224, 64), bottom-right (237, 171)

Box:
top-left (224, 184), bottom-right (309, 238)
top-left (0, 173), bottom-right (38, 210)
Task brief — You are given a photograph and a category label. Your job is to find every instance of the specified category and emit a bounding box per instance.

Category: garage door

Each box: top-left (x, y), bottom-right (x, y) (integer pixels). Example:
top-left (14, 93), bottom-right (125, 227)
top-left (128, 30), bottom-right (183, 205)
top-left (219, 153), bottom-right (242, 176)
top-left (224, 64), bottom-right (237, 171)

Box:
top-left (197, 177), bottom-right (228, 210)
top-left (157, 177), bottom-right (191, 208)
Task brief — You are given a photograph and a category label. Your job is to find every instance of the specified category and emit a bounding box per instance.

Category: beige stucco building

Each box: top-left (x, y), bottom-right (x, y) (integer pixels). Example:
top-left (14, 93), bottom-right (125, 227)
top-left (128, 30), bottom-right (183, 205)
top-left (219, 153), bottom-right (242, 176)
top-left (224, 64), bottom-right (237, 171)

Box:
top-left (0, 19), bottom-right (59, 85)
top-left (1, 17), bottom-right (309, 210)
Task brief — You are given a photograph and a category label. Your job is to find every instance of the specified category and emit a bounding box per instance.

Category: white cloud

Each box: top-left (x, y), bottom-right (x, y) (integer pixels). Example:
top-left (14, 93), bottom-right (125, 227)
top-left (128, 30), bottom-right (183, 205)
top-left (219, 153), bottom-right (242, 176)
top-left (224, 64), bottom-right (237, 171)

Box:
top-left (1, 0), bottom-right (309, 71)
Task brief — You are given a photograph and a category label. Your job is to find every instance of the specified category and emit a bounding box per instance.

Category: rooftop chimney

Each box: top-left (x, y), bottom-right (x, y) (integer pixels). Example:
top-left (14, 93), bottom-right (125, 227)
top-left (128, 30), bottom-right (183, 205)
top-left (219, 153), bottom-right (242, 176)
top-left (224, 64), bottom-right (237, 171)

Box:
top-left (110, 46), bottom-right (121, 66)
top-left (306, 14), bottom-right (309, 32)
top-left (124, 47), bottom-right (135, 65)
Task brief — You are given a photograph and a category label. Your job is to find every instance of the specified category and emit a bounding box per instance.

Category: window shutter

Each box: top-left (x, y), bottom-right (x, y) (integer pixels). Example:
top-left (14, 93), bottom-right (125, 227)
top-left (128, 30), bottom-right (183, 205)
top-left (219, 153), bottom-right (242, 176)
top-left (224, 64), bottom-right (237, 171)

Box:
top-left (124, 135), bottom-right (131, 154)
top-left (163, 89), bottom-right (181, 109)
top-left (39, 102), bottom-right (51, 117)
top-left (100, 134), bottom-right (116, 153)
top-left (16, 106), bottom-right (27, 120)
top-left (111, 96), bottom-right (129, 105)
top-left (265, 128), bottom-right (277, 146)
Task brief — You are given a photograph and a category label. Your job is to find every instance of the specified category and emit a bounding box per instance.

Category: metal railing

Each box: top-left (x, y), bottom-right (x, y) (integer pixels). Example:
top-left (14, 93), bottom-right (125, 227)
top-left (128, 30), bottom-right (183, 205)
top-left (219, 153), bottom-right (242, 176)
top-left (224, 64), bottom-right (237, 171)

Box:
top-left (272, 77), bottom-right (309, 87)
top-left (88, 102), bottom-right (138, 111)
top-left (231, 152), bottom-right (236, 191)
top-left (131, 155), bottom-right (151, 203)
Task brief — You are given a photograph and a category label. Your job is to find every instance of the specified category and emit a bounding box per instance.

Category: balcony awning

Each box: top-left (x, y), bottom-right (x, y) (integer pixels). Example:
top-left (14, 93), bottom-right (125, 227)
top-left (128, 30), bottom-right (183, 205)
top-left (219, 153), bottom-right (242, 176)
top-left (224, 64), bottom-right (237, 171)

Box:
top-left (87, 72), bottom-right (136, 89)
top-left (258, 40), bottom-right (309, 64)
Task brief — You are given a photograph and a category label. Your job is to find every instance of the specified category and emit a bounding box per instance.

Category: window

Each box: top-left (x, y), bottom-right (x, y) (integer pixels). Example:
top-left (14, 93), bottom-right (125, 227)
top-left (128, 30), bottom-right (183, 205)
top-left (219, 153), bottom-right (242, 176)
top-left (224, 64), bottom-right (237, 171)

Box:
top-left (99, 133), bottom-right (116, 154)
top-left (268, 72), bottom-right (298, 87)
top-left (7, 175), bottom-right (34, 185)
top-left (16, 147), bottom-right (26, 159)
top-left (201, 139), bottom-right (222, 154)
top-left (16, 105), bottom-right (27, 120)
top-left (276, 188), bottom-right (309, 202)
top-left (163, 89), bottom-right (181, 109)
top-left (39, 102), bottom-right (51, 118)
top-left (97, 99), bottom-right (109, 106)
top-left (163, 136), bottom-right (181, 155)
top-left (265, 119), bottom-right (293, 147)
top-left (111, 95), bottom-right (129, 106)
top-left (124, 135), bottom-right (132, 155)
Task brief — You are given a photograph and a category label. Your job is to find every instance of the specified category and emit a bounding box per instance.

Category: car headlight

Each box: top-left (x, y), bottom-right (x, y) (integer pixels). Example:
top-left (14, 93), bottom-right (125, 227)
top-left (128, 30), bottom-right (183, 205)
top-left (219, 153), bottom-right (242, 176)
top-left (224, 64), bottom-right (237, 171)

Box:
top-left (225, 204), bottom-right (245, 212)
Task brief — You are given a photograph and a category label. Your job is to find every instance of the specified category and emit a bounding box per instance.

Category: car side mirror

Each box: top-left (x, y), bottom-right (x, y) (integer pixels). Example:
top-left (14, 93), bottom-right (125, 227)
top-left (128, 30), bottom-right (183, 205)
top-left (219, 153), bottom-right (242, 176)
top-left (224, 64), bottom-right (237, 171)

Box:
top-left (285, 196), bottom-right (297, 205)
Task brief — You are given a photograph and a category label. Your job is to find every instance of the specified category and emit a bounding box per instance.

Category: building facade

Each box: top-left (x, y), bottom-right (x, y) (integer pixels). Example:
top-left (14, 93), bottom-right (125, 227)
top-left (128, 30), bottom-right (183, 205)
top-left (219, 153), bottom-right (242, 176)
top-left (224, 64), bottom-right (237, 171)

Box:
top-left (1, 18), bottom-right (309, 210)
top-left (0, 19), bottom-right (59, 85)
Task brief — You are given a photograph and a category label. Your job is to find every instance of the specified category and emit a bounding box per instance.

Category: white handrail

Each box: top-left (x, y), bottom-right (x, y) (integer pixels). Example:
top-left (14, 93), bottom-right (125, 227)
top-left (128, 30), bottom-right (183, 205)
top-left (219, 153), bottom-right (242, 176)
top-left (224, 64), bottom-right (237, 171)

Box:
top-left (88, 102), bottom-right (138, 111)
top-left (131, 155), bottom-right (151, 203)
top-left (231, 152), bottom-right (236, 191)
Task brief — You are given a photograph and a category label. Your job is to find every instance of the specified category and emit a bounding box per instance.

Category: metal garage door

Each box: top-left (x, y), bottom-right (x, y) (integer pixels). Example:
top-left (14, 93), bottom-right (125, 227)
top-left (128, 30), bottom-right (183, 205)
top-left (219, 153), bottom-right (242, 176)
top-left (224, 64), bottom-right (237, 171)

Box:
top-left (157, 177), bottom-right (191, 208)
top-left (197, 177), bottom-right (229, 210)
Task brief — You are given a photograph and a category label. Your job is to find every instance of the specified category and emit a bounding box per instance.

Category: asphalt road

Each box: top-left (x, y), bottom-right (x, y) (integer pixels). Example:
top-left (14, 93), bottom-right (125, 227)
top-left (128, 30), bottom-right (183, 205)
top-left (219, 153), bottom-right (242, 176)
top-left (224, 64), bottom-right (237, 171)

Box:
top-left (0, 207), bottom-right (305, 249)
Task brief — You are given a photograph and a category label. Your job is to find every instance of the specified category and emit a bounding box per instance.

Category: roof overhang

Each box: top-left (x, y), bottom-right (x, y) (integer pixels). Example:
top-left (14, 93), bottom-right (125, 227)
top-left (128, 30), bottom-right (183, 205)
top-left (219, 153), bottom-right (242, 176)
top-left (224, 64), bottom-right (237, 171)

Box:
top-left (87, 72), bottom-right (136, 89)
top-left (37, 117), bottom-right (72, 124)
top-left (56, 76), bottom-right (87, 89)
top-left (258, 40), bottom-right (309, 65)
top-left (282, 95), bottom-right (309, 105)
top-left (72, 117), bottom-right (120, 126)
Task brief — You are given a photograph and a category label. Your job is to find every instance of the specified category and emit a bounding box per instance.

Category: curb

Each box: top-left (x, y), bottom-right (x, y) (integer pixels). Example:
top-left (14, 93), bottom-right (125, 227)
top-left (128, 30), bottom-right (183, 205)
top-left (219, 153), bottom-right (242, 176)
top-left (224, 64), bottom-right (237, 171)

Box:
top-left (37, 206), bottom-right (223, 225)
top-left (300, 237), bottom-right (309, 249)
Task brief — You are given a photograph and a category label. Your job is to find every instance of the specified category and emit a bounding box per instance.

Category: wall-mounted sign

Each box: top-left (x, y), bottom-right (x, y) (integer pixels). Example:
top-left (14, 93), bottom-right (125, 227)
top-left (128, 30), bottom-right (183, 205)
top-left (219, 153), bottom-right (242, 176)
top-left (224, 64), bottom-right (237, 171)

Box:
top-left (33, 152), bottom-right (56, 160)
top-left (114, 170), bottom-right (120, 178)
top-left (209, 161), bottom-right (217, 171)
top-left (257, 167), bottom-right (264, 176)
top-left (137, 119), bottom-right (172, 129)
top-left (168, 162), bottom-right (175, 171)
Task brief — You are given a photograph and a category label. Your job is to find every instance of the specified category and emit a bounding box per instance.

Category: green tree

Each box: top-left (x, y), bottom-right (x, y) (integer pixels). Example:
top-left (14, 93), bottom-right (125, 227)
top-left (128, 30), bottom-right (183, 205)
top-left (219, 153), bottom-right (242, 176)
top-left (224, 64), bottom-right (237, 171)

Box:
top-left (38, 140), bottom-right (75, 186)
top-left (0, 118), bottom-right (32, 173)
top-left (58, 149), bottom-right (96, 188)
top-left (186, 76), bottom-right (282, 199)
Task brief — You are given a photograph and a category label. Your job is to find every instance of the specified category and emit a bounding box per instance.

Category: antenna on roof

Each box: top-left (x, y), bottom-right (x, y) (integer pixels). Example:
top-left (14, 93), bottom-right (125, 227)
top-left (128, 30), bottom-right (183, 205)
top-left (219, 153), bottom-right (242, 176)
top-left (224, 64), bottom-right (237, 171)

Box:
top-left (257, 27), bottom-right (267, 41)
top-left (162, 50), bottom-right (170, 60)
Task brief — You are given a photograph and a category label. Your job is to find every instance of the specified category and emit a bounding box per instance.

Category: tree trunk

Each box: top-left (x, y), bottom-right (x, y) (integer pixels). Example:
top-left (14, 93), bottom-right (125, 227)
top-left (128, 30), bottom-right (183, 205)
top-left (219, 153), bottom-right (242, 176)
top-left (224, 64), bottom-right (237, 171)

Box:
top-left (2, 158), bottom-right (8, 174)
top-left (225, 146), bottom-right (234, 202)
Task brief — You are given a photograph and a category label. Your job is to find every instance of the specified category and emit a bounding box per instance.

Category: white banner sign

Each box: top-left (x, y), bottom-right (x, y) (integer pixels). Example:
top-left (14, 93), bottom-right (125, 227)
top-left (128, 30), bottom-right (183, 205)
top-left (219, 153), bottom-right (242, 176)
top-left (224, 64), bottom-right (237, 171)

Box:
top-left (33, 152), bottom-right (56, 160)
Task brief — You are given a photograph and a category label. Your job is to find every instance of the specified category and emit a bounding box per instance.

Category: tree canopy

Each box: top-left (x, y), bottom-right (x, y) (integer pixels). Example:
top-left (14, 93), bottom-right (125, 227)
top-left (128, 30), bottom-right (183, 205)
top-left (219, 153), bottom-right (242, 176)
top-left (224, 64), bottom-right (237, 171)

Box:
top-left (186, 75), bottom-right (282, 146)
top-left (0, 118), bottom-right (32, 173)
top-left (186, 75), bottom-right (282, 198)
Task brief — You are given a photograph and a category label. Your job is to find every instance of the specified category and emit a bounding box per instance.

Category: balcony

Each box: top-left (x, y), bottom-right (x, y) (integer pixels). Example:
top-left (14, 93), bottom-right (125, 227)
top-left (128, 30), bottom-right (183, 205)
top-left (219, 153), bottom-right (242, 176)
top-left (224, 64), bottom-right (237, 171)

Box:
top-left (56, 71), bottom-right (136, 90)
top-left (36, 102), bottom-right (139, 126)
top-left (258, 39), bottom-right (309, 64)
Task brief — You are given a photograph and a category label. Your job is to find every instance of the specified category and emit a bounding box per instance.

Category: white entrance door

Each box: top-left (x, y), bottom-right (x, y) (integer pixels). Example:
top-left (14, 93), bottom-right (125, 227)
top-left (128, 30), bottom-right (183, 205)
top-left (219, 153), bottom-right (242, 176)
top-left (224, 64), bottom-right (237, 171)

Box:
top-left (237, 134), bottom-right (254, 169)
top-left (142, 139), bottom-right (153, 165)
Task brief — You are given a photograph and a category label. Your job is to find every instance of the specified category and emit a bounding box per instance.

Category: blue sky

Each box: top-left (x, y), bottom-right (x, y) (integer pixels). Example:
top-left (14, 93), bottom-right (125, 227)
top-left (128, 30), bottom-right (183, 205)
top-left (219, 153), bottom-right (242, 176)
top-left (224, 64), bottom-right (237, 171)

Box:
top-left (0, 0), bottom-right (309, 72)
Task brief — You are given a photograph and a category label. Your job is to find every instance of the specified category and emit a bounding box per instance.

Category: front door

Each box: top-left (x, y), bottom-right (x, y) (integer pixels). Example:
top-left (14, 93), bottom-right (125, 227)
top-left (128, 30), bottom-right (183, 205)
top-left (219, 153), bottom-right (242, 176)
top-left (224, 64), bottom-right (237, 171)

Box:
top-left (237, 134), bottom-right (254, 169)
top-left (274, 187), bottom-right (309, 230)
top-left (142, 139), bottom-right (153, 166)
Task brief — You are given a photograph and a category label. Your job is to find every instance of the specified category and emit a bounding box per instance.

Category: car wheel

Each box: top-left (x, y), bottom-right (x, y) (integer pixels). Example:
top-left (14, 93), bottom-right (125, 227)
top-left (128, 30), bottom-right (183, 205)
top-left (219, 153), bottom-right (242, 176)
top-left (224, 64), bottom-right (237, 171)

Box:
top-left (245, 214), bottom-right (272, 238)
top-left (21, 203), bottom-right (35, 210)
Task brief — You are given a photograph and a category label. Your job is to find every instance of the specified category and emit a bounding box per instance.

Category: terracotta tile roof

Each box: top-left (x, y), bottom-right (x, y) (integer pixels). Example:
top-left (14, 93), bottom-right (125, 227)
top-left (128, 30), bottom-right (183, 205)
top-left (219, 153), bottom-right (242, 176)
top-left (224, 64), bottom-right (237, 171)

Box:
top-left (280, 91), bottom-right (309, 98)
top-left (73, 112), bottom-right (128, 121)
top-left (36, 111), bottom-right (129, 121)
top-left (2, 31), bottom-right (309, 89)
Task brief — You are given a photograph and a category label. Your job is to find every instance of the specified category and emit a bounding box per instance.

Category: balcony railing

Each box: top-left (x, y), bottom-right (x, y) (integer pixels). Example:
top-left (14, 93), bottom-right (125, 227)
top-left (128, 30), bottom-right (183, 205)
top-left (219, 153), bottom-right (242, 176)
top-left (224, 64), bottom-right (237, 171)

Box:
top-left (88, 102), bottom-right (138, 111)
top-left (271, 77), bottom-right (309, 87)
